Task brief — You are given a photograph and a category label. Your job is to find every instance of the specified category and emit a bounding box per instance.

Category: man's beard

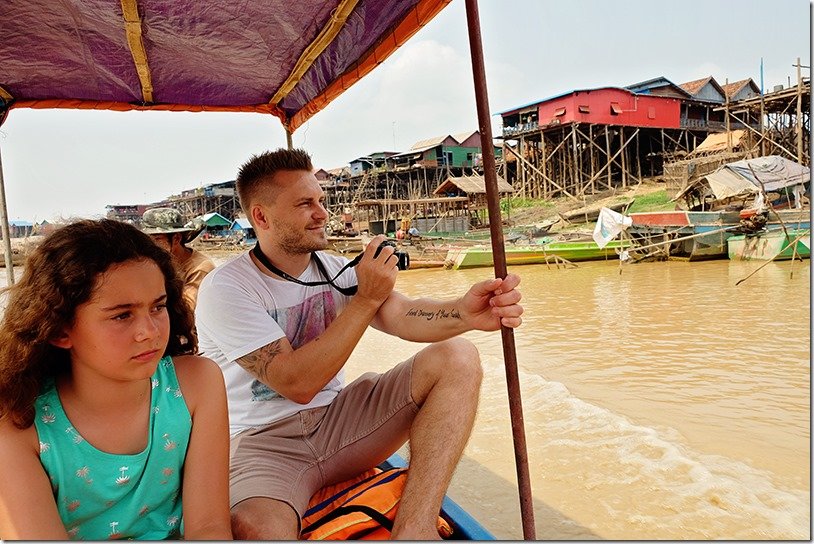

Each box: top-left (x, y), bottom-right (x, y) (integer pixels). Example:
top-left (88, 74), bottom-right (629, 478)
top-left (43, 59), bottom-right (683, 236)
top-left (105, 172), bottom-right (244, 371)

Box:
top-left (274, 222), bottom-right (328, 255)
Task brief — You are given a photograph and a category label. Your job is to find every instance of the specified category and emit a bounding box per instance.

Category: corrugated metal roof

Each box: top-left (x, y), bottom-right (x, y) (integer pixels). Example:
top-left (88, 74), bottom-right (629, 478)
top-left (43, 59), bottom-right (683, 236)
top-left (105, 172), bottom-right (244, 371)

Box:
top-left (496, 86), bottom-right (635, 116)
top-left (451, 130), bottom-right (478, 144)
top-left (356, 196), bottom-right (469, 206)
top-left (721, 78), bottom-right (758, 98)
top-left (231, 217), bottom-right (252, 229)
top-left (409, 134), bottom-right (451, 150)
top-left (201, 212), bottom-right (231, 227)
top-left (679, 76), bottom-right (713, 96)
top-left (433, 174), bottom-right (514, 194)
top-left (405, 131), bottom-right (478, 153)
top-left (625, 76), bottom-right (693, 98)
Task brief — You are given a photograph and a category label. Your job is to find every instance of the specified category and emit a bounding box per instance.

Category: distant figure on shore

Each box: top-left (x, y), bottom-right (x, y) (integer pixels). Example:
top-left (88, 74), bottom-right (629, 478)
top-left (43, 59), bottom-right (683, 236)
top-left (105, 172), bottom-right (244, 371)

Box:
top-left (0, 219), bottom-right (231, 540)
top-left (141, 207), bottom-right (215, 311)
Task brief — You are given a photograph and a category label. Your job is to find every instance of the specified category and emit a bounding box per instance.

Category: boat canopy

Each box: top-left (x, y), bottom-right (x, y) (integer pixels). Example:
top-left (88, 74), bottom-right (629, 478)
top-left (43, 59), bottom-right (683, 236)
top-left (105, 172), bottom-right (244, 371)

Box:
top-left (0, 0), bottom-right (450, 131)
top-left (674, 155), bottom-right (811, 202)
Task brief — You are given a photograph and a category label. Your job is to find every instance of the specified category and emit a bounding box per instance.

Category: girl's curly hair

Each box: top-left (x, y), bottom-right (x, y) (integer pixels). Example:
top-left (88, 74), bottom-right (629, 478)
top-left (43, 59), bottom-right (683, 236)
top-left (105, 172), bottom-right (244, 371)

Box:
top-left (0, 219), bottom-right (196, 428)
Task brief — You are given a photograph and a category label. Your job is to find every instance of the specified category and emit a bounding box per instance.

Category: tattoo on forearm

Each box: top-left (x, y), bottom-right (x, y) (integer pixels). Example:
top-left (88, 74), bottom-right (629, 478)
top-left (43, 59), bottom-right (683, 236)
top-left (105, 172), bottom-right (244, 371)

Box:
top-left (405, 307), bottom-right (461, 321)
top-left (237, 339), bottom-right (283, 383)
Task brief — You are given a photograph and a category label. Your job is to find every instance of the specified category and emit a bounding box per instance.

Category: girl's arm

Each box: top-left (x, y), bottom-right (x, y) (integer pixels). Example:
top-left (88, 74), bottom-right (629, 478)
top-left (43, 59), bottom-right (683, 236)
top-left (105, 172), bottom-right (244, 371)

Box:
top-left (174, 355), bottom-right (233, 540)
top-left (0, 420), bottom-right (69, 539)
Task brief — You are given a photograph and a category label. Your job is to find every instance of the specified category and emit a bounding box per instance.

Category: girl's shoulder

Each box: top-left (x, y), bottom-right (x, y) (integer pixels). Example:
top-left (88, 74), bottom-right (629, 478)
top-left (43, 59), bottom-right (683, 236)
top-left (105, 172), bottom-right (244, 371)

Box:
top-left (0, 417), bottom-right (39, 464)
top-left (170, 355), bottom-right (225, 413)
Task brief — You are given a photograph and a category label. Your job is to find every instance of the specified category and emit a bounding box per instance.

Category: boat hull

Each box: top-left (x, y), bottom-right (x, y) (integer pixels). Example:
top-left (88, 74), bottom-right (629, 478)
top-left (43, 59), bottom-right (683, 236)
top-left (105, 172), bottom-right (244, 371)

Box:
top-left (381, 454), bottom-right (494, 540)
top-left (448, 240), bottom-right (630, 269)
top-left (727, 229), bottom-right (811, 261)
top-left (628, 209), bottom-right (811, 261)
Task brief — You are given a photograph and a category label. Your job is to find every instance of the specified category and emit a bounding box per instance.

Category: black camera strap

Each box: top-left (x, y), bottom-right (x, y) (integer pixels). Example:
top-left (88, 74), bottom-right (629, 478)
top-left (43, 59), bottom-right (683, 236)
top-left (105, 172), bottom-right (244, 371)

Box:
top-left (251, 243), bottom-right (358, 297)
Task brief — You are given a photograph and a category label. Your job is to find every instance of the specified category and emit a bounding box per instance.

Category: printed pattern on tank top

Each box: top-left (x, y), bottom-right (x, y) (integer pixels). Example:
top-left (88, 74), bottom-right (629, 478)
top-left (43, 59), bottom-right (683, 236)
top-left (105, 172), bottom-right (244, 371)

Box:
top-left (34, 356), bottom-right (192, 540)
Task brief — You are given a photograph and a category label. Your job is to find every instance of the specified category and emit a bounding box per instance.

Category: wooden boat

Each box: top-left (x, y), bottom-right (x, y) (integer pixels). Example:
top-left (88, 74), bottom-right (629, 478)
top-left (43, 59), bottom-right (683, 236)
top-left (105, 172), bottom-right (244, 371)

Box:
top-left (727, 228), bottom-right (811, 261)
top-left (628, 208), bottom-right (811, 261)
top-left (447, 239), bottom-right (631, 269)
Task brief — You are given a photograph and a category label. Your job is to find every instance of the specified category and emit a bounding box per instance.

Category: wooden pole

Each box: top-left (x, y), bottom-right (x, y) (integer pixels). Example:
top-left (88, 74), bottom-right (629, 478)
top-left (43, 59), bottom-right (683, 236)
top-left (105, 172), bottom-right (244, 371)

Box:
top-left (286, 128), bottom-right (293, 150)
top-left (760, 66), bottom-right (766, 156)
top-left (795, 57), bottom-right (803, 163)
top-left (605, 126), bottom-right (612, 187)
top-left (464, 0), bottom-right (536, 539)
top-left (570, 124), bottom-right (579, 194)
top-left (540, 135), bottom-right (548, 198)
top-left (0, 144), bottom-right (15, 284)
top-left (725, 78), bottom-right (732, 153)
top-left (619, 127), bottom-right (627, 189)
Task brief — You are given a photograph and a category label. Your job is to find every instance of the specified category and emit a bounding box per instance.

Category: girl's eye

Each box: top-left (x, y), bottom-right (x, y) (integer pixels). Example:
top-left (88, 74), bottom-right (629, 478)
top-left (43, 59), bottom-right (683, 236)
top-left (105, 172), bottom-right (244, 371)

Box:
top-left (151, 303), bottom-right (168, 313)
top-left (113, 312), bottom-right (131, 321)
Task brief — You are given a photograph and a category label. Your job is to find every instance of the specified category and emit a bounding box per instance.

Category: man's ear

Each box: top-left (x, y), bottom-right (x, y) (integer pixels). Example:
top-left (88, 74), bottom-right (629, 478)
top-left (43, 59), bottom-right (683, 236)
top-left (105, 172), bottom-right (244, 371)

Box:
top-left (50, 332), bottom-right (72, 350)
top-left (251, 204), bottom-right (271, 230)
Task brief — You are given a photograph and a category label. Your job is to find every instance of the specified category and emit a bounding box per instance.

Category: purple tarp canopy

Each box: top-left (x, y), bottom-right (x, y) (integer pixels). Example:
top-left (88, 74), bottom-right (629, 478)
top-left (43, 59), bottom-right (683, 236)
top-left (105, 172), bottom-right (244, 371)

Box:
top-left (0, 0), bottom-right (451, 131)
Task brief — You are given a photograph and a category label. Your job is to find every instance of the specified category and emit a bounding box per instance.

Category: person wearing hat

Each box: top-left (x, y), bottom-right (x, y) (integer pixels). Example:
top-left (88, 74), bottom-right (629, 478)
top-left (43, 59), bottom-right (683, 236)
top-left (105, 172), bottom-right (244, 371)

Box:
top-left (141, 207), bottom-right (215, 311)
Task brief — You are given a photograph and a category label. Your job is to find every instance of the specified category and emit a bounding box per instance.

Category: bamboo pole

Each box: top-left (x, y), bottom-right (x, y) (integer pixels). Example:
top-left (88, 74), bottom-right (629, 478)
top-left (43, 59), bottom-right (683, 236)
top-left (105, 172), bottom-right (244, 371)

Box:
top-left (589, 124), bottom-right (595, 194)
top-left (795, 57), bottom-right (803, 163)
top-left (620, 127), bottom-right (627, 189)
top-left (540, 135), bottom-right (548, 198)
top-left (605, 126), bottom-right (612, 187)
top-left (0, 145), bottom-right (15, 284)
top-left (735, 229), bottom-right (811, 286)
top-left (464, 0), bottom-right (536, 538)
top-left (725, 78), bottom-right (732, 153)
top-left (760, 75), bottom-right (766, 156)
top-left (504, 144), bottom-right (579, 201)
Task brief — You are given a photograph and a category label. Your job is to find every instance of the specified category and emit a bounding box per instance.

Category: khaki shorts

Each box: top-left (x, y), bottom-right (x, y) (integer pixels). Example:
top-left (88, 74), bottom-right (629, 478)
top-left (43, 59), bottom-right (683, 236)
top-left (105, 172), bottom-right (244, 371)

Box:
top-left (228, 357), bottom-right (419, 520)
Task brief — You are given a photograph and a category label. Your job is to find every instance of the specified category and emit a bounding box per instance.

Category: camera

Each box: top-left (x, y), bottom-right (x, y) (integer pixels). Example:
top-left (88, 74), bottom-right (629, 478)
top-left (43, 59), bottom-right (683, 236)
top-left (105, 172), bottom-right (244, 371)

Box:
top-left (374, 240), bottom-right (410, 270)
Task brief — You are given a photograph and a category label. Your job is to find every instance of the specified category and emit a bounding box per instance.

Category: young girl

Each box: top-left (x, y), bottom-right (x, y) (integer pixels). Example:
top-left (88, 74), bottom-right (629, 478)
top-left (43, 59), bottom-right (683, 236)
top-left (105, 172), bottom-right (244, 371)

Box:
top-left (0, 219), bottom-right (232, 540)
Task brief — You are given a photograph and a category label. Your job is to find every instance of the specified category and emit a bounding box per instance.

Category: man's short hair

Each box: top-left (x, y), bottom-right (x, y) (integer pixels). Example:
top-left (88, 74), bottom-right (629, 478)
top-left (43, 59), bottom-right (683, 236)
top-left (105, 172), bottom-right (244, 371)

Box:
top-left (236, 148), bottom-right (313, 215)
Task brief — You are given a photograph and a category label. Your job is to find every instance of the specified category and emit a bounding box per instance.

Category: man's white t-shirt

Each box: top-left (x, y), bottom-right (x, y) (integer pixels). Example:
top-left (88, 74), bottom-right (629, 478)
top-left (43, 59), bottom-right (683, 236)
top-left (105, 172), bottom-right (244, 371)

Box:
top-left (196, 251), bottom-right (356, 437)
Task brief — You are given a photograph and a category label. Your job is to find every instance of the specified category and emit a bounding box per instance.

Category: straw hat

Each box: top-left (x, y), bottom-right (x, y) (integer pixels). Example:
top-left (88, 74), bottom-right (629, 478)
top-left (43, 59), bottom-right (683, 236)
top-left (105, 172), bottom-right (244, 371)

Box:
top-left (141, 207), bottom-right (205, 244)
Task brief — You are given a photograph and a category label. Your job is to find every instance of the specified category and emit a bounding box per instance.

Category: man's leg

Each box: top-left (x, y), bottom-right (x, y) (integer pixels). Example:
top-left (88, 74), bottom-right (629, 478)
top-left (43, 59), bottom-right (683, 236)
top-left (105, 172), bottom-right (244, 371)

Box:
top-left (391, 337), bottom-right (483, 540)
top-left (231, 498), bottom-right (299, 540)
top-left (227, 411), bottom-right (327, 540)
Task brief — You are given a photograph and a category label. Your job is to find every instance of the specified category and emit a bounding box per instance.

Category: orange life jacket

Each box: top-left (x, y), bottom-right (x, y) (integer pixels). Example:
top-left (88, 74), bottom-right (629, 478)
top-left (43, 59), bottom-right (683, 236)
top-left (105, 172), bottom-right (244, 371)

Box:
top-left (300, 467), bottom-right (453, 540)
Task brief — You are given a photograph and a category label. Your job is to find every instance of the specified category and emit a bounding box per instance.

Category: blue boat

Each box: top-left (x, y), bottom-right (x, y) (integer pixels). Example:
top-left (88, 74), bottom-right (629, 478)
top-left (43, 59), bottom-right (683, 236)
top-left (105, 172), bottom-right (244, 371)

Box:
top-left (382, 454), bottom-right (495, 540)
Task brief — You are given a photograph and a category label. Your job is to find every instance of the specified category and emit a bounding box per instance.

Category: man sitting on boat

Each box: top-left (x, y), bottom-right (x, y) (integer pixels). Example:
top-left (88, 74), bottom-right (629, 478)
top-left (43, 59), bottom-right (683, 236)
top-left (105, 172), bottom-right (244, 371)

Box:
top-left (195, 148), bottom-right (524, 540)
top-left (141, 207), bottom-right (215, 311)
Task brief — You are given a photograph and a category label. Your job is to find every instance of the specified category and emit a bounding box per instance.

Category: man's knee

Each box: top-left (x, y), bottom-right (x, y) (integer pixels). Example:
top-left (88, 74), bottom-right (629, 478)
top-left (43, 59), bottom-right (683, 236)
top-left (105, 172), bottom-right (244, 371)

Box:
top-left (231, 497), bottom-right (299, 540)
top-left (414, 338), bottom-right (483, 391)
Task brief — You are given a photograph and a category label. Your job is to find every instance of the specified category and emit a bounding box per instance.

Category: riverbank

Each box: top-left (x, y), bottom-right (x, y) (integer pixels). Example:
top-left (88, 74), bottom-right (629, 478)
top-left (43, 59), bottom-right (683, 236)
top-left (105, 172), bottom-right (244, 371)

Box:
top-left (506, 178), bottom-right (674, 230)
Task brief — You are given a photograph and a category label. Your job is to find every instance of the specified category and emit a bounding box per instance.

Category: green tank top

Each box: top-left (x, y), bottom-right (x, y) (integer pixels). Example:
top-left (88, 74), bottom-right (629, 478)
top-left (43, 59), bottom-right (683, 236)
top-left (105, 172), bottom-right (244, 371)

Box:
top-left (34, 356), bottom-right (192, 540)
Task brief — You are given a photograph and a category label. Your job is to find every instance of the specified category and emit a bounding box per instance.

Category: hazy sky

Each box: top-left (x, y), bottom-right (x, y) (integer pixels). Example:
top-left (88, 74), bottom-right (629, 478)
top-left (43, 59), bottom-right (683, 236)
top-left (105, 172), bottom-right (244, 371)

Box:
top-left (0, 0), bottom-right (810, 221)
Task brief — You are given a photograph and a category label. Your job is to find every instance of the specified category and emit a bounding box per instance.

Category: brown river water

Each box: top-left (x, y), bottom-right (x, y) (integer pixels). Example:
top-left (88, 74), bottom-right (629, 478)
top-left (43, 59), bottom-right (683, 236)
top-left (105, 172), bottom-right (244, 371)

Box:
top-left (347, 257), bottom-right (810, 540)
top-left (3, 255), bottom-right (808, 539)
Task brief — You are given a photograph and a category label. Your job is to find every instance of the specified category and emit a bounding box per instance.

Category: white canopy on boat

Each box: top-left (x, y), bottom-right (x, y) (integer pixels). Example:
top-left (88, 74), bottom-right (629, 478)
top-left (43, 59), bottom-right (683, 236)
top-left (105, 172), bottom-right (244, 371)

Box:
top-left (675, 155), bottom-right (810, 202)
